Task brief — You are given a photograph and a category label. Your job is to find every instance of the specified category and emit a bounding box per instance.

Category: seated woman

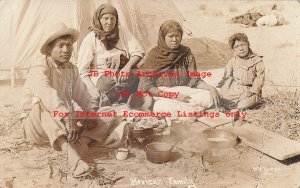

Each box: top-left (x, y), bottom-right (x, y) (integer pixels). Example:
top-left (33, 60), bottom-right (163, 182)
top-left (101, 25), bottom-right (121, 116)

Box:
top-left (217, 33), bottom-right (265, 109)
top-left (137, 20), bottom-right (220, 112)
top-left (77, 3), bottom-right (145, 106)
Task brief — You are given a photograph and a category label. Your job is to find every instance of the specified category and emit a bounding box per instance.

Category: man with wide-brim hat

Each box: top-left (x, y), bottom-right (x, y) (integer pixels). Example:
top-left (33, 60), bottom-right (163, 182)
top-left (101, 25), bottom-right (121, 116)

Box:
top-left (40, 23), bottom-right (79, 56)
top-left (20, 23), bottom-right (126, 178)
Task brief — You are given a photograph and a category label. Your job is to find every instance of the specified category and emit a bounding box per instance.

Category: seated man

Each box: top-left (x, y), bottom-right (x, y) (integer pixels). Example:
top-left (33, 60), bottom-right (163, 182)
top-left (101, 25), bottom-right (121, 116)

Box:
top-left (19, 23), bottom-right (125, 177)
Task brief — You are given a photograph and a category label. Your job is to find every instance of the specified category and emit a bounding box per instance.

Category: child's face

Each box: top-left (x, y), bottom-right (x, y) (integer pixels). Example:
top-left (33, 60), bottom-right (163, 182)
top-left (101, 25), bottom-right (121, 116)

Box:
top-left (233, 40), bottom-right (249, 58)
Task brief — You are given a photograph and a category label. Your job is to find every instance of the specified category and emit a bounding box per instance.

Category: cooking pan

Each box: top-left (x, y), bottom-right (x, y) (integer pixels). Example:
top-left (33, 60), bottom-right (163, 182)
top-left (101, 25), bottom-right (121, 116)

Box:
top-left (202, 128), bottom-right (238, 149)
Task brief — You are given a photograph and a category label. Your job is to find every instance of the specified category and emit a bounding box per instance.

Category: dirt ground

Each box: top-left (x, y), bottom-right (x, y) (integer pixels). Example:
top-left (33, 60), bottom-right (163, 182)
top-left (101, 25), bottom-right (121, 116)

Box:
top-left (1, 1), bottom-right (300, 188)
top-left (0, 87), bottom-right (299, 188)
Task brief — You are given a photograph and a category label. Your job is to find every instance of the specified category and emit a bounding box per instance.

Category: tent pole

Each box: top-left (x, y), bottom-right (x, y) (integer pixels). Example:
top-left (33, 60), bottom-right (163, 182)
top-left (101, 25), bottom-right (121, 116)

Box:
top-left (181, 20), bottom-right (229, 62)
top-left (10, 66), bottom-right (15, 88)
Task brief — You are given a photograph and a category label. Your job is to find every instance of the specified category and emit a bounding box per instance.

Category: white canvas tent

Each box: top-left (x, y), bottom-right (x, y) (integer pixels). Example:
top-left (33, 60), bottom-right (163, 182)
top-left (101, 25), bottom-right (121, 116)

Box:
top-left (0, 0), bottom-right (231, 85)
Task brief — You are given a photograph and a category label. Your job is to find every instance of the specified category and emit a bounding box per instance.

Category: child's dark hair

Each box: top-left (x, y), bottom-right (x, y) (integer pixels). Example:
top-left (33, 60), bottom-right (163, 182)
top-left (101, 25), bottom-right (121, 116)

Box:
top-left (228, 33), bottom-right (249, 49)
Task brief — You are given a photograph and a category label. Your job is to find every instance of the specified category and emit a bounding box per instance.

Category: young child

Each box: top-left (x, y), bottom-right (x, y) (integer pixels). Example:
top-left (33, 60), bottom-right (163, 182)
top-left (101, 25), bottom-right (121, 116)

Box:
top-left (217, 33), bottom-right (265, 109)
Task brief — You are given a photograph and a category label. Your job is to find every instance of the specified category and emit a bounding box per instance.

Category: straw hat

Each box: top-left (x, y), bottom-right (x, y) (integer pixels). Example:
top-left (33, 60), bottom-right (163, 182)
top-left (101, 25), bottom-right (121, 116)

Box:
top-left (40, 23), bottom-right (79, 55)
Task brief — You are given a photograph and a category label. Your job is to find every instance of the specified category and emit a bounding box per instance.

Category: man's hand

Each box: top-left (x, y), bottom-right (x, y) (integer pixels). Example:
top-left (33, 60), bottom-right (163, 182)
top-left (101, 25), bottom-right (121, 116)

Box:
top-left (67, 121), bottom-right (79, 142)
top-left (209, 87), bottom-right (220, 108)
top-left (69, 120), bottom-right (85, 142)
top-left (176, 94), bottom-right (191, 103)
top-left (63, 118), bottom-right (84, 142)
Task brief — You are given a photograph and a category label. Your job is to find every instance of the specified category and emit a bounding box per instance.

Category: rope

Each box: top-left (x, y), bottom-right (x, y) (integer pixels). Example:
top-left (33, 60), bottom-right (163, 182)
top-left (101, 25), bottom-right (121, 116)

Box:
top-left (264, 84), bottom-right (300, 88)
top-left (181, 19), bottom-right (229, 62)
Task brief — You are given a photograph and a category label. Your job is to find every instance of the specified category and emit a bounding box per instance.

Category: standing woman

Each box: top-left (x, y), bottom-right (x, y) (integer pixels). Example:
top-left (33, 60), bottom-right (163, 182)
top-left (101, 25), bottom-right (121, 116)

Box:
top-left (77, 3), bottom-right (144, 106)
top-left (217, 33), bottom-right (265, 109)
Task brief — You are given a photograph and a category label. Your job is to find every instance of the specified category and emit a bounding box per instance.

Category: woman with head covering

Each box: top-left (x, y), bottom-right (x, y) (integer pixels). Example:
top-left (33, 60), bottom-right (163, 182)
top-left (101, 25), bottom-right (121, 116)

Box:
top-left (77, 3), bottom-right (144, 106)
top-left (137, 20), bottom-right (220, 110)
top-left (217, 33), bottom-right (265, 109)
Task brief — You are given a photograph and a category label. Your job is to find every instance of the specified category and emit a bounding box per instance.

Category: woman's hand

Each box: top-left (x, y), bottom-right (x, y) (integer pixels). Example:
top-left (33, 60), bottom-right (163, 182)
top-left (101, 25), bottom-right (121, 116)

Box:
top-left (209, 87), bottom-right (220, 108)
top-left (240, 90), bottom-right (254, 100)
top-left (82, 76), bottom-right (100, 100)
top-left (98, 106), bottom-right (114, 112)
top-left (118, 65), bottom-right (131, 83)
top-left (108, 57), bottom-right (119, 70)
top-left (176, 93), bottom-right (191, 103)
top-left (90, 86), bottom-right (100, 100)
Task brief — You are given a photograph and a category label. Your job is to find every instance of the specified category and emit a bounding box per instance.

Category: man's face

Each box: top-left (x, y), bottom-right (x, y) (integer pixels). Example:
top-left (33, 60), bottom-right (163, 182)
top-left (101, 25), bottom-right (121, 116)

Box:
top-left (49, 36), bottom-right (73, 64)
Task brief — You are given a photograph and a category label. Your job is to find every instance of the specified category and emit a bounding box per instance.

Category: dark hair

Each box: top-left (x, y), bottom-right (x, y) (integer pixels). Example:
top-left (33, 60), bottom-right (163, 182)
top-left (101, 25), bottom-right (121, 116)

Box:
top-left (229, 33), bottom-right (249, 49)
top-left (160, 20), bottom-right (183, 39)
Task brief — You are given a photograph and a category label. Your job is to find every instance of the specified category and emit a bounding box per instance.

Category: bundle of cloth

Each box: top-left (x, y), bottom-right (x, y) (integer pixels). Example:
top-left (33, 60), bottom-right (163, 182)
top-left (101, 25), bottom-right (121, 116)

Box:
top-left (228, 4), bottom-right (285, 27)
top-left (152, 86), bottom-right (212, 126)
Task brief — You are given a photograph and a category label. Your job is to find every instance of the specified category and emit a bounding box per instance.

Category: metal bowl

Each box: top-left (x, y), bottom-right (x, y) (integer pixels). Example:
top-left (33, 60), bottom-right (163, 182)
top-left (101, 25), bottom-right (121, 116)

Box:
top-left (202, 129), bottom-right (238, 149)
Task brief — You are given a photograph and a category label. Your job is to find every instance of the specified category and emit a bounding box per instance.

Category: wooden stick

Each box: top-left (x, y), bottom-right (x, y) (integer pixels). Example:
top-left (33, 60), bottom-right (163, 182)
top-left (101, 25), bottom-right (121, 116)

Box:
top-left (10, 66), bottom-right (15, 88)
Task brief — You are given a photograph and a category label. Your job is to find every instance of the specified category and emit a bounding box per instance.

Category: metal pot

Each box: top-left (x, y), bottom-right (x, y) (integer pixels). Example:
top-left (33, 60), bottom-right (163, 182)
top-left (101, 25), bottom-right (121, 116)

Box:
top-left (145, 142), bottom-right (173, 164)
